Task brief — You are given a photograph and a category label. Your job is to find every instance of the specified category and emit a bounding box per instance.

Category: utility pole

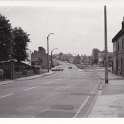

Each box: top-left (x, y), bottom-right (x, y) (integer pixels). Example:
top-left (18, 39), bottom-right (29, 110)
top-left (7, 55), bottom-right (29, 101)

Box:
top-left (104, 5), bottom-right (108, 84)
top-left (46, 33), bottom-right (54, 72)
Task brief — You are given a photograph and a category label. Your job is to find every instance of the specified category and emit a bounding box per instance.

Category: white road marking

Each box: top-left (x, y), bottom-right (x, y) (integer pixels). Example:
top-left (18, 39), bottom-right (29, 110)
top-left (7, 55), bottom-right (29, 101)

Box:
top-left (23, 86), bottom-right (38, 91)
top-left (0, 93), bottom-right (14, 99)
top-left (73, 96), bottom-right (90, 118)
top-left (73, 79), bottom-right (100, 118)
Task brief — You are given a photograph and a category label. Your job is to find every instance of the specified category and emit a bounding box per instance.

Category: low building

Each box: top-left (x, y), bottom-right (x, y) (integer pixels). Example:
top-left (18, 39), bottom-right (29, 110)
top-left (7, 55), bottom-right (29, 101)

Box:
top-left (55, 53), bottom-right (74, 63)
top-left (31, 47), bottom-right (47, 69)
top-left (112, 18), bottom-right (124, 76)
top-left (0, 60), bottom-right (31, 79)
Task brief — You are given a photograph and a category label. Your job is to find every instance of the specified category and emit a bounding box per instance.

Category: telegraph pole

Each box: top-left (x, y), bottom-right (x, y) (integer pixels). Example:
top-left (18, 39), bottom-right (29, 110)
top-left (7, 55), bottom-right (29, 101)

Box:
top-left (104, 5), bottom-right (108, 84)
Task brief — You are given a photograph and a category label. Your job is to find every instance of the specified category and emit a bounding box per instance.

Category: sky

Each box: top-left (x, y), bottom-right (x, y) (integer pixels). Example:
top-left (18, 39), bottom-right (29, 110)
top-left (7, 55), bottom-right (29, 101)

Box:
top-left (0, 0), bottom-right (124, 55)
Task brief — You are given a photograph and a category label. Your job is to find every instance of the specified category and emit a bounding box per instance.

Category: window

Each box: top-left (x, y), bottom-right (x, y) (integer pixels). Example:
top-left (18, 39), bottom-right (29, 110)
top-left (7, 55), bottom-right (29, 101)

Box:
top-left (118, 42), bottom-right (119, 51)
top-left (122, 39), bottom-right (124, 49)
top-left (113, 43), bottom-right (116, 52)
top-left (121, 57), bottom-right (123, 74)
top-left (122, 57), bottom-right (124, 73)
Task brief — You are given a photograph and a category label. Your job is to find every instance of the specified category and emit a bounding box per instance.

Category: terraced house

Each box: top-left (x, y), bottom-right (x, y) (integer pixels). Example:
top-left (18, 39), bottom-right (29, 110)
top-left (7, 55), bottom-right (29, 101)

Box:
top-left (112, 18), bottom-right (124, 76)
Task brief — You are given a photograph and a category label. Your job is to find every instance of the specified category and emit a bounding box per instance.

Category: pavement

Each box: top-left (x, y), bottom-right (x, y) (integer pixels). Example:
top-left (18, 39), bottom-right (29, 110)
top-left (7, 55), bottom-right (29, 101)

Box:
top-left (0, 71), bottom-right (54, 86)
top-left (89, 68), bottom-right (124, 117)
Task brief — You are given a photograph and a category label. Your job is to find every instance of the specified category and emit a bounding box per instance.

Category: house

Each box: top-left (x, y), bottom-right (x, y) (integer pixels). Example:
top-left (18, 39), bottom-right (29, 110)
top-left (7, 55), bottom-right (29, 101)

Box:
top-left (112, 18), bottom-right (124, 76)
top-left (31, 47), bottom-right (47, 69)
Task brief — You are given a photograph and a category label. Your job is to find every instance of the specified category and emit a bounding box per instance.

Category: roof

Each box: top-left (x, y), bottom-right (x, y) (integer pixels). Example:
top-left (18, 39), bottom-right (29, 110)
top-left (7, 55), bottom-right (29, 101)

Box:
top-left (21, 61), bottom-right (31, 66)
top-left (112, 29), bottom-right (124, 42)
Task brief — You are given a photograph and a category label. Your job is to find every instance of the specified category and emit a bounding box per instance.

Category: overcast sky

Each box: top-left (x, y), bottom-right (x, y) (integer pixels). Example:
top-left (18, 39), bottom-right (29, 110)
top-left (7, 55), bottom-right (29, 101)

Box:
top-left (0, 0), bottom-right (124, 55)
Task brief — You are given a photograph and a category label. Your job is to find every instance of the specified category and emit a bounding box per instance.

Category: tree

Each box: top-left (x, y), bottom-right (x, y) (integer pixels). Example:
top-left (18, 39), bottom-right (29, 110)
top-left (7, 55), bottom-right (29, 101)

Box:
top-left (12, 27), bottom-right (30, 62)
top-left (58, 52), bottom-right (63, 60)
top-left (92, 48), bottom-right (100, 64)
top-left (73, 55), bottom-right (81, 64)
top-left (0, 14), bottom-right (12, 61)
top-left (81, 54), bottom-right (91, 64)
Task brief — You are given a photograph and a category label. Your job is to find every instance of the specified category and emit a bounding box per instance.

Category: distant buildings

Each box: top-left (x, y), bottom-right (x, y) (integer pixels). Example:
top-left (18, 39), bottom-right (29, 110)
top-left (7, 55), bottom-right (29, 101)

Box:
top-left (31, 47), bottom-right (47, 69)
top-left (91, 48), bottom-right (100, 65)
top-left (91, 48), bottom-right (113, 67)
top-left (81, 55), bottom-right (91, 65)
top-left (98, 51), bottom-right (105, 66)
top-left (98, 51), bottom-right (113, 67)
top-left (55, 53), bottom-right (74, 63)
top-left (112, 18), bottom-right (124, 76)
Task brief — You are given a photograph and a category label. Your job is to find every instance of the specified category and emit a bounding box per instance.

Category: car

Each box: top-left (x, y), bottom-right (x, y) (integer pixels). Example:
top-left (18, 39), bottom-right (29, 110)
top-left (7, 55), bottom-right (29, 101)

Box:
top-left (51, 67), bottom-right (64, 71)
top-left (68, 66), bottom-right (72, 69)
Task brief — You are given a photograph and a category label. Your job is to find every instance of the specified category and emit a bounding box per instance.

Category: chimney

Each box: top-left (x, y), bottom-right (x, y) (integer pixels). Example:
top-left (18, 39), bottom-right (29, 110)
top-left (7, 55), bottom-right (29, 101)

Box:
top-left (122, 17), bottom-right (124, 29)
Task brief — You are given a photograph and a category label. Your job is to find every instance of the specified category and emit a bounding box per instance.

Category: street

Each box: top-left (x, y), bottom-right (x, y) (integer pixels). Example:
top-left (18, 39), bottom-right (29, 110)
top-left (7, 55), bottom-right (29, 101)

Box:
top-left (0, 62), bottom-right (100, 118)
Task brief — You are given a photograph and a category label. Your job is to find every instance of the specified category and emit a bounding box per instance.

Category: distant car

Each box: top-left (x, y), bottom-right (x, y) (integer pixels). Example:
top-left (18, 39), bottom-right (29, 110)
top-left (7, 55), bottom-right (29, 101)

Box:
top-left (68, 66), bottom-right (72, 69)
top-left (51, 67), bottom-right (64, 71)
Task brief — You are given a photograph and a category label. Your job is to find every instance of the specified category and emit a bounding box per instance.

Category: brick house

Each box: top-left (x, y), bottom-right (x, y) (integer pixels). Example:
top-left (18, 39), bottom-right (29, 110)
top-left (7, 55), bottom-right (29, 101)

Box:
top-left (31, 47), bottom-right (47, 69)
top-left (112, 18), bottom-right (124, 76)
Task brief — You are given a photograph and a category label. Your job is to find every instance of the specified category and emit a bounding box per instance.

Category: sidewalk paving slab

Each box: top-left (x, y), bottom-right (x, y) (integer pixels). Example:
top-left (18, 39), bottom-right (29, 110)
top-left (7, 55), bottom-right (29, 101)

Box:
top-left (89, 69), bottom-right (124, 117)
top-left (89, 94), bottom-right (124, 117)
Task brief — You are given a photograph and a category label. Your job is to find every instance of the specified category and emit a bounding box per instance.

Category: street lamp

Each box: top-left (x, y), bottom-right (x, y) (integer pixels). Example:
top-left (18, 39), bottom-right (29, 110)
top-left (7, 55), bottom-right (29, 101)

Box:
top-left (50, 48), bottom-right (58, 69)
top-left (47, 33), bottom-right (54, 72)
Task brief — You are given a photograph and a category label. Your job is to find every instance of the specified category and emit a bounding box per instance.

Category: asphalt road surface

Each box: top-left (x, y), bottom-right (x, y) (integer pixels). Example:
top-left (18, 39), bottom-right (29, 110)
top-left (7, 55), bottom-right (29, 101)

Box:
top-left (0, 62), bottom-right (100, 118)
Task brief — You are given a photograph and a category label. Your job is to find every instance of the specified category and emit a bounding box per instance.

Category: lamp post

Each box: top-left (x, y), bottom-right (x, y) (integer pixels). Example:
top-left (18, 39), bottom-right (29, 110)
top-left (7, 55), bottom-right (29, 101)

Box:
top-left (104, 5), bottom-right (108, 84)
top-left (50, 48), bottom-right (58, 69)
top-left (47, 33), bottom-right (54, 72)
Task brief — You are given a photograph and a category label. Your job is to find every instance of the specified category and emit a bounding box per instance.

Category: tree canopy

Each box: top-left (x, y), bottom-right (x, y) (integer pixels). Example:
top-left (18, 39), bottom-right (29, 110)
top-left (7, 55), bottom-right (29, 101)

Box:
top-left (0, 14), bottom-right (12, 61)
top-left (0, 14), bottom-right (31, 62)
top-left (73, 55), bottom-right (81, 64)
top-left (92, 48), bottom-right (100, 64)
top-left (13, 27), bottom-right (30, 62)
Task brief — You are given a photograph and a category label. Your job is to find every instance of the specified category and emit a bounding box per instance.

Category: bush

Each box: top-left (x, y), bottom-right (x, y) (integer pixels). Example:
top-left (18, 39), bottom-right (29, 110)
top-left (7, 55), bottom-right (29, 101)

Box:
top-left (33, 67), bottom-right (40, 74)
top-left (22, 69), bottom-right (28, 75)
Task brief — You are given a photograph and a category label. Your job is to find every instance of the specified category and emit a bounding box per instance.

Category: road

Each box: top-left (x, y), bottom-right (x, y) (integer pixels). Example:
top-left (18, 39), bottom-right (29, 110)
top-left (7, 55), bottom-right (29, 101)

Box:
top-left (0, 62), bottom-right (100, 118)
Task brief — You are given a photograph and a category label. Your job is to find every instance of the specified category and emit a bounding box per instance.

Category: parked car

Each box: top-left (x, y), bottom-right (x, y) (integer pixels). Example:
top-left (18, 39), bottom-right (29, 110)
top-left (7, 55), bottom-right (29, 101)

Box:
top-left (68, 66), bottom-right (72, 69)
top-left (51, 67), bottom-right (64, 71)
